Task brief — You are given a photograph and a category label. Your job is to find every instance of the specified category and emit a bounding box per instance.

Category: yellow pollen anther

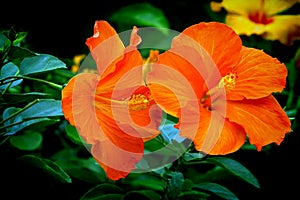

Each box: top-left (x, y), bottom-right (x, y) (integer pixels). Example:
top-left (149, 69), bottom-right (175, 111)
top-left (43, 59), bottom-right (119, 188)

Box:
top-left (218, 72), bottom-right (238, 93)
top-left (128, 94), bottom-right (150, 111)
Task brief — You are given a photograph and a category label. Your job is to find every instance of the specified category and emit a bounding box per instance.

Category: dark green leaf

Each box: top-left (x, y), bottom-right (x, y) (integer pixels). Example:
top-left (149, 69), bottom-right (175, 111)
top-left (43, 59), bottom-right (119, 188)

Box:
top-left (0, 32), bottom-right (11, 53)
top-left (177, 190), bottom-right (210, 200)
top-left (8, 46), bottom-right (36, 60)
top-left (17, 154), bottom-right (72, 183)
top-left (9, 130), bottom-right (42, 151)
top-left (65, 123), bottom-right (83, 145)
top-left (182, 179), bottom-right (194, 191)
top-left (2, 92), bottom-right (50, 104)
top-left (123, 190), bottom-right (161, 200)
top-left (183, 152), bottom-right (205, 162)
top-left (286, 59), bottom-right (296, 89)
top-left (5, 117), bottom-right (59, 136)
top-left (167, 172), bottom-right (185, 199)
top-left (144, 134), bottom-right (166, 151)
top-left (3, 99), bottom-right (63, 135)
top-left (122, 173), bottom-right (167, 192)
top-left (193, 182), bottom-right (238, 200)
top-left (20, 54), bottom-right (66, 75)
top-left (0, 62), bottom-right (22, 90)
top-left (82, 194), bottom-right (123, 200)
top-left (80, 183), bottom-right (125, 200)
top-left (52, 149), bottom-right (107, 184)
top-left (17, 99), bottom-right (63, 118)
top-left (2, 107), bottom-right (20, 127)
top-left (109, 2), bottom-right (169, 34)
top-left (206, 156), bottom-right (260, 188)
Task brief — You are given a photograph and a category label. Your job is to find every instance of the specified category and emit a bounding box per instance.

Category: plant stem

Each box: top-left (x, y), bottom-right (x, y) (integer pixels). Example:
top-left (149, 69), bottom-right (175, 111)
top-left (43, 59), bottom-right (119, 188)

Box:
top-left (0, 75), bottom-right (63, 90)
top-left (0, 99), bottom-right (39, 125)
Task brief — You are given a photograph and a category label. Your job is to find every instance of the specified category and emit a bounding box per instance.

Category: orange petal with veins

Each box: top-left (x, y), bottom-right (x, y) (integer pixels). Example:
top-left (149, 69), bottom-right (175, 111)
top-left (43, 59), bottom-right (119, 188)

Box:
top-left (226, 95), bottom-right (291, 151)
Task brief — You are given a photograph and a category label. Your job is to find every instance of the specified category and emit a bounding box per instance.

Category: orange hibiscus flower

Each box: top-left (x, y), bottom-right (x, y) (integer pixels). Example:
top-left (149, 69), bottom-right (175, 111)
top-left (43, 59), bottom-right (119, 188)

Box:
top-left (62, 20), bottom-right (162, 180)
top-left (147, 22), bottom-right (291, 155)
top-left (211, 0), bottom-right (300, 45)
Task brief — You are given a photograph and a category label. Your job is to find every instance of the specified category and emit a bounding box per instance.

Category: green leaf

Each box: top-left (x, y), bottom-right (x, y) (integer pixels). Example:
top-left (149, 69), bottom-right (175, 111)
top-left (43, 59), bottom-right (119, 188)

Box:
top-left (0, 62), bottom-right (22, 90)
top-left (9, 130), bottom-right (42, 151)
top-left (17, 154), bottom-right (72, 183)
top-left (109, 2), bottom-right (169, 34)
top-left (2, 92), bottom-right (50, 104)
top-left (5, 117), bottom-right (59, 136)
top-left (183, 152), bottom-right (205, 162)
top-left (8, 46), bottom-right (36, 60)
top-left (65, 123), bottom-right (83, 145)
top-left (20, 54), bottom-right (66, 75)
top-left (15, 99), bottom-right (63, 118)
top-left (206, 156), bottom-right (260, 188)
top-left (13, 31), bottom-right (28, 45)
top-left (0, 32), bottom-right (11, 53)
top-left (177, 190), bottom-right (210, 200)
top-left (193, 182), bottom-right (238, 200)
top-left (286, 59), bottom-right (296, 89)
top-left (166, 172), bottom-right (185, 199)
top-left (144, 134), bottom-right (166, 152)
top-left (3, 99), bottom-right (63, 135)
top-left (52, 149), bottom-right (107, 184)
top-left (182, 179), bottom-right (194, 191)
top-left (82, 194), bottom-right (123, 200)
top-left (80, 183), bottom-right (125, 200)
top-left (123, 190), bottom-right (161, 200)
top-left (122, 173), bottom-right (167, 192)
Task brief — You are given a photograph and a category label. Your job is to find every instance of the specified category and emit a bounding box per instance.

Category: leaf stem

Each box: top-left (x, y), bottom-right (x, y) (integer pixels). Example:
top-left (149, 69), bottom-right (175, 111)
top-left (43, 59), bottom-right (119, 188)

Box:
top-left (0, 75), bottom-right (63, 90)
top-left (0, 99), bottom-right (39, 125)
top-left (1, 70), bottom-right (20, 96)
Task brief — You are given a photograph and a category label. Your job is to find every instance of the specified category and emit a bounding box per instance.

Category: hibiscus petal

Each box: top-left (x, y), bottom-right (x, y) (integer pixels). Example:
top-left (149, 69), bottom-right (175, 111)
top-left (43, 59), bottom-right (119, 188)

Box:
top-left (219, 0), bottom-right (298, 16)
top-left (218, 0), bottom-right (262, 15)
top-left (126, 26), bottom-right (142, 53)
top-left (85, 20), bottom-right (125, 77)
top-left (147, 83), bottom-right (181, 117)
top-left (172, 22), bottom-right (242, 76)
top-left (98, 49), bottom-right (144, 94)
top-left (264, 0), bottom-right (298, 16)
top-left (228, 46), bottom-right (287, 100)
top-left (225, 14), bottom-right (266, 36)
top-left (62, 73), bottom-right (144, 180)
top-left (183, 107), bottom-right (246, 155)
top-left (147, 51), bottom-right (202, 119)
top-left (265, 15), bottom-right (300, 45)
top-left (147, 69), bottom-right (202, 144)
top-left (150, 45), bottom-right (221, 100)
top-left (62, 73), bottom-right (106, 143)
top-left (108, 85), bottom-right (163, 142)
top-left (226, 95), bottom-right (291, 151)
top-left (91, 117), bottom-right (144, 180)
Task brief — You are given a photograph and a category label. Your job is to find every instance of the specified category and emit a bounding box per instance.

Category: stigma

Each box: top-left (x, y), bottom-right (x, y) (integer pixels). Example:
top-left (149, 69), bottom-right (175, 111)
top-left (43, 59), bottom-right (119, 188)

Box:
top-left (218, 72), bottom-right (238, 93)
top-left (128, 94), bottom-right (151, 111)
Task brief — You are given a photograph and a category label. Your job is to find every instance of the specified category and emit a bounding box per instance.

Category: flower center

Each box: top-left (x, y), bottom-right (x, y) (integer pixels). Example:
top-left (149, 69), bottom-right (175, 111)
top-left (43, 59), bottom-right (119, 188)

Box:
top-left (248, 12), bottom-right (274, 25)
top-left (128, 93), bottom-right (151, 111)
top-left (200, 72), bottom-right (238, 111)
top-left (248, 0), bottom-right (274, 25)
top-left (218, 72), bottom-right (238, 93)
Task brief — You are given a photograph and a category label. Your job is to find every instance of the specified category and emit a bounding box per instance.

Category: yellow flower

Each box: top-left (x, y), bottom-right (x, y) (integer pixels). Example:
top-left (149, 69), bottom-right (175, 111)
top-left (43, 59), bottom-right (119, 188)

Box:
top-left (71, 54), bottom-right (86, 73)
top-left (211, 0), bottom-right (300, 45)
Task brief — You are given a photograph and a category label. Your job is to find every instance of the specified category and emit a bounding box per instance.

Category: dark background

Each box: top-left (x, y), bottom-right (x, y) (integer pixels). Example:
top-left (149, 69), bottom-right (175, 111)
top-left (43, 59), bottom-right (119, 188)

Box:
top-left (0, 0), bottom-right (216, 59)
